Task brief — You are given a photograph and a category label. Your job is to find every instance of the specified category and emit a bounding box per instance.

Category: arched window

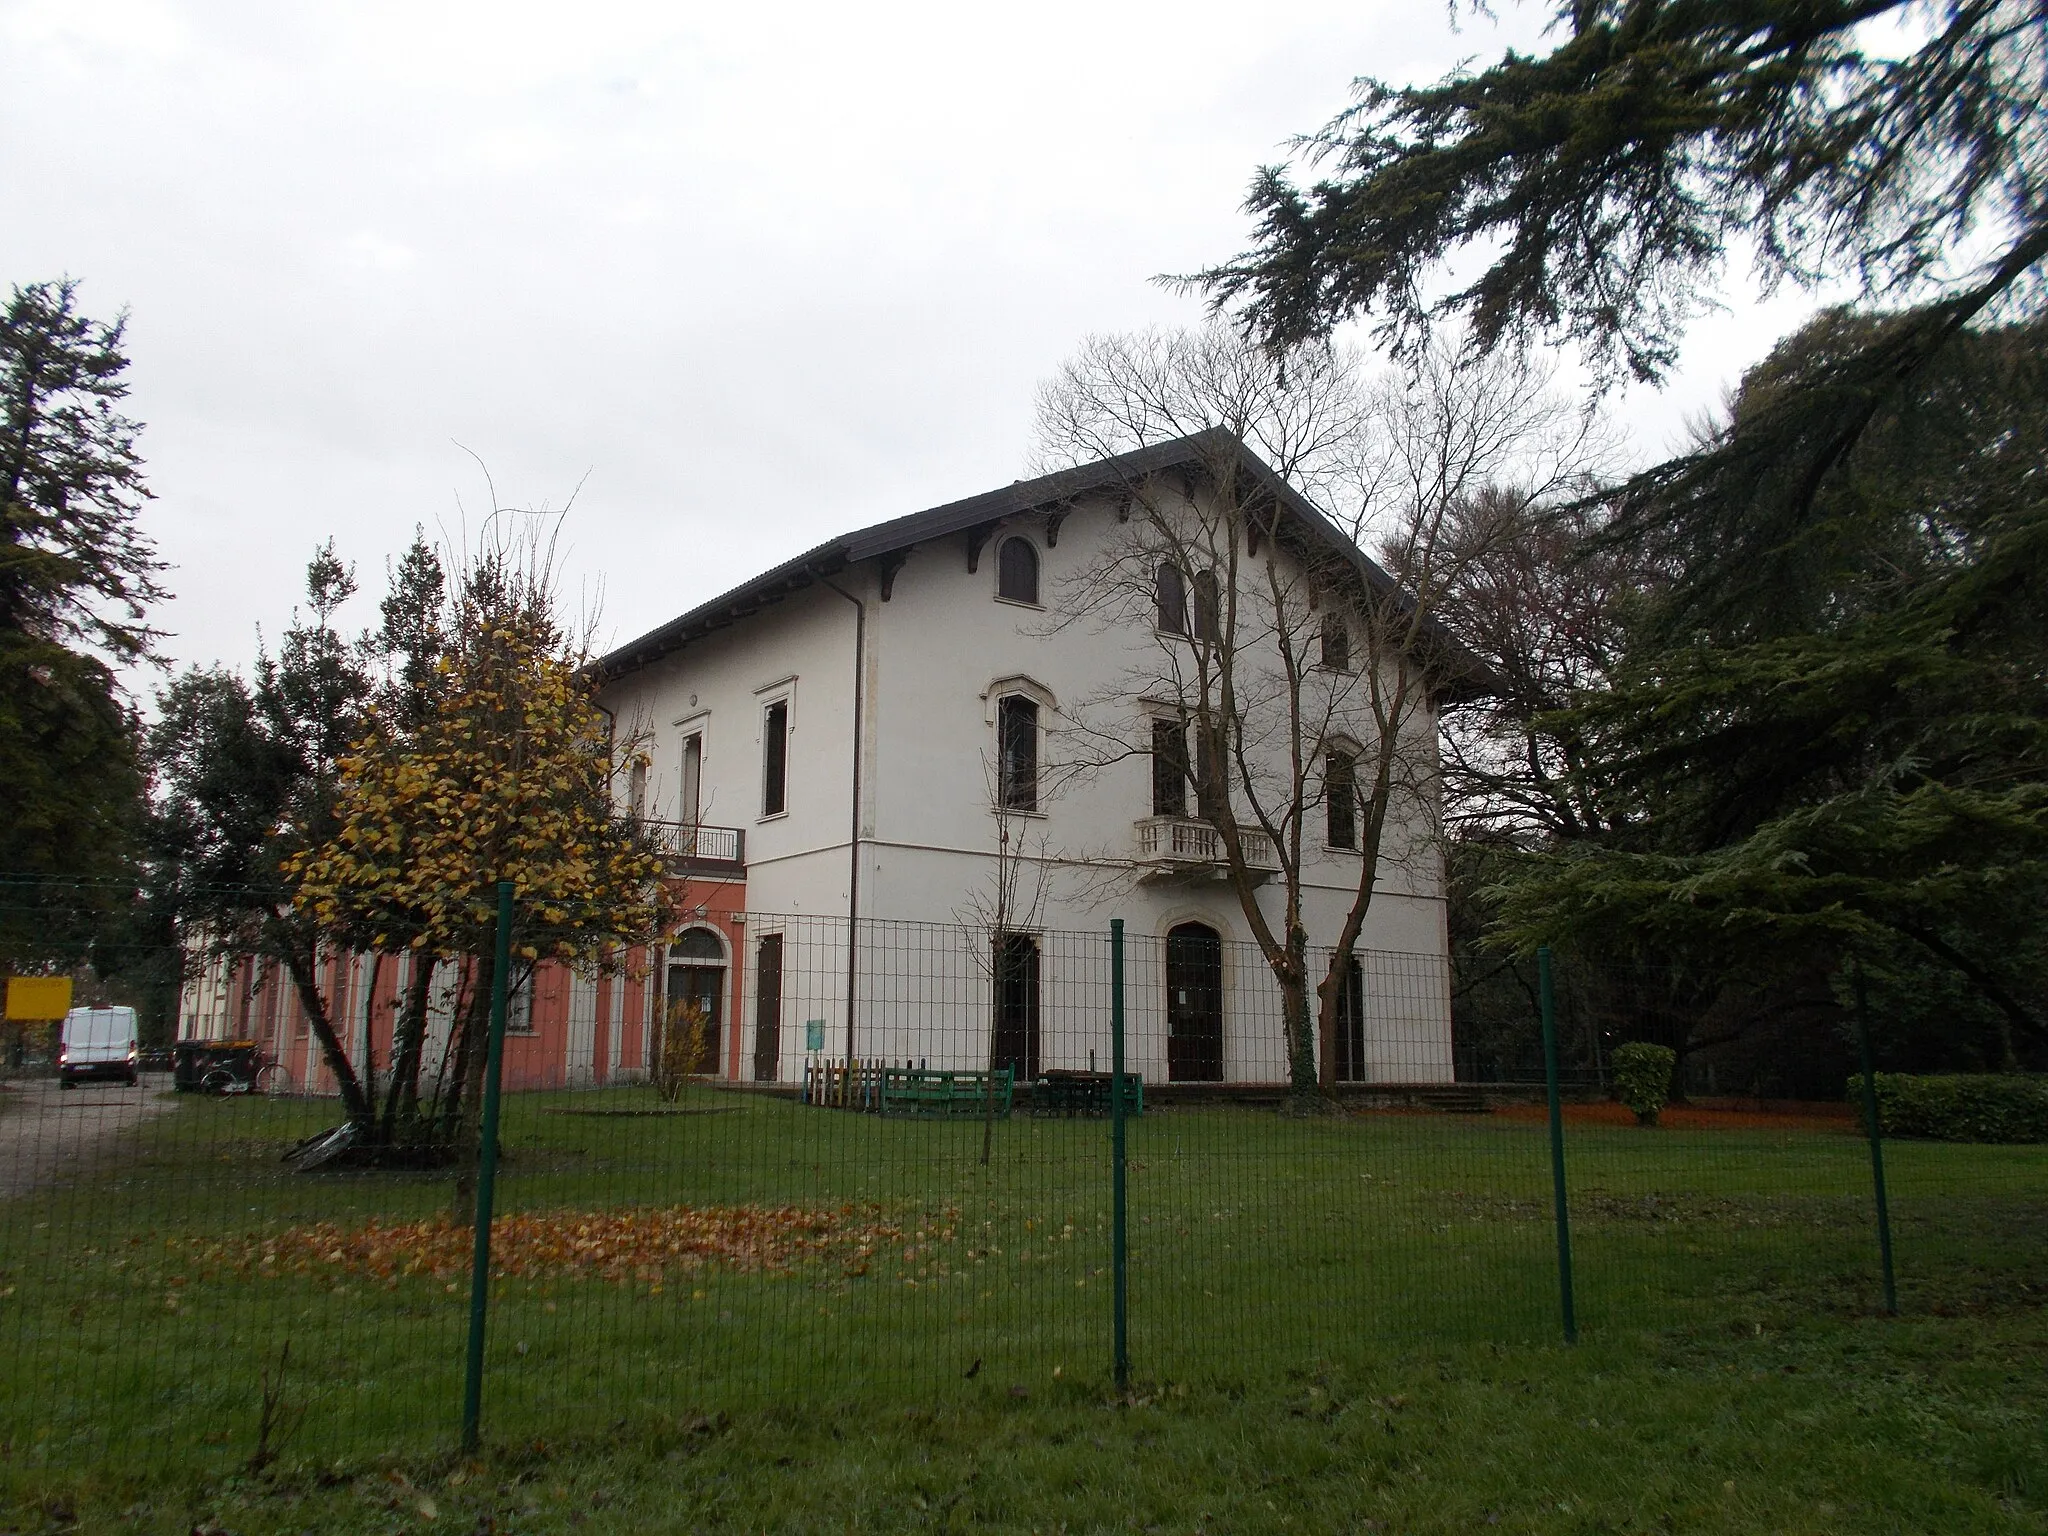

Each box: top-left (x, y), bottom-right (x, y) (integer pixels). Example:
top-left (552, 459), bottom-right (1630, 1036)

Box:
top-left (1325, 748), bottom-right (1358, 849)
top-left (998, 695), bottom-right (1039, 812)
top-left (996, 537), bottom-right (1040, 605)
top-left (1155, 563), bottom-right (1187, 634)
top-left (1191, 569), bottom-right (1221, 642)
top-left (670, 928), bottom-right (725, 962)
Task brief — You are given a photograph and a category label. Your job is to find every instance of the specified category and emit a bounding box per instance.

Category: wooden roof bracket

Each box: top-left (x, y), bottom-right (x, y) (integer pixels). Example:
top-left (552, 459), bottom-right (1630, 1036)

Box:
top-left (964, 521), bottom-right (1001, 573)
top-left (1246, 500), bottom-right (1280, 559)
top-left (876, 548), bottom-right (911, 601)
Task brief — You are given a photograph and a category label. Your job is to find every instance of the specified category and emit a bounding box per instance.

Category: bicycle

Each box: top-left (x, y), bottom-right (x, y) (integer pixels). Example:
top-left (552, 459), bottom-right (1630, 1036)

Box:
top-left (198, 1058), bottom-right (287, 1096)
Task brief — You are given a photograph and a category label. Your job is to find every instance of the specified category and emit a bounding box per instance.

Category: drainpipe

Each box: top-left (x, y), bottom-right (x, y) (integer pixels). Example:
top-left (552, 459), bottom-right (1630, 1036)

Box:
top-left (819, 572), bottom-right (866, 1061)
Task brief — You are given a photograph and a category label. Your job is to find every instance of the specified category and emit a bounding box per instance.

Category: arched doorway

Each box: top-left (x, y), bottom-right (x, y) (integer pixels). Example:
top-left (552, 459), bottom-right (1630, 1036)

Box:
top-left (664, 928), bottom-right (726, 1076)
top-left (1165, 923), bottom-right (1224, 1082)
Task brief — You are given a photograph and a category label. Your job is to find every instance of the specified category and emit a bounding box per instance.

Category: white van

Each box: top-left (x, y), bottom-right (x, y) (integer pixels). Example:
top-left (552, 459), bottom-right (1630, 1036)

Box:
top-left (59, 1006), bottom-right (140, 1089)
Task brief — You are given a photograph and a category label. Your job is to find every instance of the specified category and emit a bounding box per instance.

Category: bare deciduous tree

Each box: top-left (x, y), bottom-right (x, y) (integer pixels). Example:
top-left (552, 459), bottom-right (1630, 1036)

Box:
top-left (954, 747), bottom-right (1057, 1161)
top-left (1034, 323), bottom-right (1606, 1107)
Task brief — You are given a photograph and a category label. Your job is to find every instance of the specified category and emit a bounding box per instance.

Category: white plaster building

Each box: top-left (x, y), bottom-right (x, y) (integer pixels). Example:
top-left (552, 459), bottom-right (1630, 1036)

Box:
top-left (597, 430), bottom-right (1480, 1091)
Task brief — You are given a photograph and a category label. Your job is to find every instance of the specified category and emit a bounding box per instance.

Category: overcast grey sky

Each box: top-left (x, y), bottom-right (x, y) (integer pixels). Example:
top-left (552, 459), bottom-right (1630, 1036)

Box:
top-left (3, 0), bottom-right (1821, 683)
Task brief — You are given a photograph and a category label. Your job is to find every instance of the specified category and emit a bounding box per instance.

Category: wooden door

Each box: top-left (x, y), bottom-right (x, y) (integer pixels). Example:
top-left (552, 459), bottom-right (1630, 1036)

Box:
top-left (1165, 923), bottom-right (1224, 1082)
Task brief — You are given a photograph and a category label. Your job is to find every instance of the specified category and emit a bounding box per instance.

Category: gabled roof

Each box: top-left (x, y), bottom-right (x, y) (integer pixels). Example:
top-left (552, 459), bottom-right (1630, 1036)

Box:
top-left (594, 427), bottom-right (1493, 696)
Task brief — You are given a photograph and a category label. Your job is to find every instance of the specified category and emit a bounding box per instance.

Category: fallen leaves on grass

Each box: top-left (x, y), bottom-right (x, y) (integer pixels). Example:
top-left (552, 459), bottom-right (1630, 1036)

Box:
top-left (162, 1204), bottom-right (960, 1286)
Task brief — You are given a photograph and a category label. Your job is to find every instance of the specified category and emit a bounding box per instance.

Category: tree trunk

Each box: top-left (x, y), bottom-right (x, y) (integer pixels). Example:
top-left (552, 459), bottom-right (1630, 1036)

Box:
top-left (1314, 963), bottom-right (1339, 1095)
top-left (379, 953), bottom-right (437, 1145)
top-left (443, 958), bottom-right (495, 1227)
top-left (358, 952), bottom-right (385, 1103)
top-left (270, 922), bottom-right (373, 1127)
top-left (439, 960), bottom-right (493, 1142)
top-left (1279, 963), bottom-right (1320, 1113)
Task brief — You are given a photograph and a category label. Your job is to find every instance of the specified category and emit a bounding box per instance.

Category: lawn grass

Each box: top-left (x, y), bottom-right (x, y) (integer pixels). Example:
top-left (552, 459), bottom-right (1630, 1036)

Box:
top-left (2, 1081), bottom-right (2044, 1532)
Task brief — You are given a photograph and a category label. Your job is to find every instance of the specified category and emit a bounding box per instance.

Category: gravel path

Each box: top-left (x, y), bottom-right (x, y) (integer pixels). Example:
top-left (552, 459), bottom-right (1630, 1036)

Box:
top-left (0, 1074), bottom-right (178, 1200)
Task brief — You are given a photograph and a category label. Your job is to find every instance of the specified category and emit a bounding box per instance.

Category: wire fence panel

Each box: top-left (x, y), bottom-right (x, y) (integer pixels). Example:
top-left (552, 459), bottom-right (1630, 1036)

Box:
top-left (1118, 936), bottom-right (1560, 1384)
top-left (0, 1068), bottom-right (475, 1467)
top-left (477, 914), bottom-right (1119, 1434)
top-left (2, 883), bottom-right (2043, 1474)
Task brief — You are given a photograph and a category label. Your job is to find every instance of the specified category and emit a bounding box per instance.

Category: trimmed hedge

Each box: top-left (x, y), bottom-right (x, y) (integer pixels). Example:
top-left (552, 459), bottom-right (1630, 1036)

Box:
top-left (1852, 1072), bottom-right (2048, 1143)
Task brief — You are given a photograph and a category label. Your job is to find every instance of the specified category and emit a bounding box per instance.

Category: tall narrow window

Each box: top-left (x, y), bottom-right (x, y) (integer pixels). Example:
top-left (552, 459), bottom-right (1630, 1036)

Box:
top-left (1325, 748), bottom-right (1357, 849)
top-left (628, 759), bottom-right (648, 820)
top-left (507, 966), bottom-right (536, 1035)
top-left (1151, 718), bottom-right (1187, 817)
top-left (1155, 563), bottom-right (1187, 634)
top-left (1320, 612), bottom-right (1351, 672)
top-left (680, 732), bottom-right (703, 824)
top-left (761, 700), bottom-right (789, 816)
top-left (996, 537), bottom-right (1039, 604)
top-left (997, 695), bottom-right (1039, 812)
top-left (1191, 569), bottom-right (1221, 641)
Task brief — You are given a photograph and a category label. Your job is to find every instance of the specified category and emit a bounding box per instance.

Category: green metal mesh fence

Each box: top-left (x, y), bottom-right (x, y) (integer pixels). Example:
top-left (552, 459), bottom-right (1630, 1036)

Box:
top-left (2, 883), bottom-right (2042, 1473)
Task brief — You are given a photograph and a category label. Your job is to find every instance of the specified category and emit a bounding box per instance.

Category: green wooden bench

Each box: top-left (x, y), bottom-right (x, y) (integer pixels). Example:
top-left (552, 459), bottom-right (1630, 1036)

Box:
top-left (1029, 1070), bottom-right (1143, 1118)
top-left (878, 1066), bottom-right (1013, 1119)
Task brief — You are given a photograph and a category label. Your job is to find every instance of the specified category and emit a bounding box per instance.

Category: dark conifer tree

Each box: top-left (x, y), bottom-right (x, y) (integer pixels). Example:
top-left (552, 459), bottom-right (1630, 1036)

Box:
top-left (0, 279), bottom-right (161, 967)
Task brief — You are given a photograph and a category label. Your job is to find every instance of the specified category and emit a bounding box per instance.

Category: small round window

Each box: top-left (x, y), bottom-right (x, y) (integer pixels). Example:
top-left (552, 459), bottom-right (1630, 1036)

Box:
top-left (997, 537), bottom-right (1040, 605)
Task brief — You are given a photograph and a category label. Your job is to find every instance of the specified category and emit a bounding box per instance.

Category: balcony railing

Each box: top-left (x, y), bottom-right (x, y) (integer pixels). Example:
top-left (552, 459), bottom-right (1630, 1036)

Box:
top-left (641, 820), bottom-right (746, 869)
top-left (1133, 816), bottom-right (1277, 876)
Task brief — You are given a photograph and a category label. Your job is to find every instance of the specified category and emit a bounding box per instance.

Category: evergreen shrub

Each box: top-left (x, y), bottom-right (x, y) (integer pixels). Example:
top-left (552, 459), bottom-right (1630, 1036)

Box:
top-left (1853, 1073), bottom-right (2048, 1143)
top-left (1613, 1042), bottom-right (1677, 1127)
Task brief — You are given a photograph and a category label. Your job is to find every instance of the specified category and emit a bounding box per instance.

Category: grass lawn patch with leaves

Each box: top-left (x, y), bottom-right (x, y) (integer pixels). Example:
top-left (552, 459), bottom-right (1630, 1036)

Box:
top-left (1, 1083), bottom-right (2044, 1531)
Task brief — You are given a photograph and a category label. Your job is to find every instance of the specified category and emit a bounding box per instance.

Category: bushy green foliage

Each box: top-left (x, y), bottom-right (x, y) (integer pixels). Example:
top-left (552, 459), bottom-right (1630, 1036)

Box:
top-left (1195, 0), bottom-right (2048, 1076)
top-left (1492, 314), bottom-right (2048, 1066)
top-left (1613, 1041), bottom-right (1676, 1127)
top-left (1856, 1073), bottom-right (2048, 1144)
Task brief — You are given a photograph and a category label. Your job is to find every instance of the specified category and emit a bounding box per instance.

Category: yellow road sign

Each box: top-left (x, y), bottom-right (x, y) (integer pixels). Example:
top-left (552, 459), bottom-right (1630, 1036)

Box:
top-left (5, 976), bottom-right (74, 1022)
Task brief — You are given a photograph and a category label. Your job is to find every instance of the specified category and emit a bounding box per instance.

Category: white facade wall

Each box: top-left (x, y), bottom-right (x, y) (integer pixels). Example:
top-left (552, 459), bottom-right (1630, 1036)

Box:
top-left (599, 487), bottom-right (1454, 1085)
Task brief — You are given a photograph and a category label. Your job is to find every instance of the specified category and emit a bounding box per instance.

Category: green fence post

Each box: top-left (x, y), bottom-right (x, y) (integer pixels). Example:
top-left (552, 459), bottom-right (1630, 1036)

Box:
top-left (1110, 918), bottom-right (1129, 1392)
top-left (1853, 965), bottom-right (1899, 1315)
top-left (1538, 946), bottom-right (1578, 1344)
top-left (461, 880), bottom-right (515, 1452)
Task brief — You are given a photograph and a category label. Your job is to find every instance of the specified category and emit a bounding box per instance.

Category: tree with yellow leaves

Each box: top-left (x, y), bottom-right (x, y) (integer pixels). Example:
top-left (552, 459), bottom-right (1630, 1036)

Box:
top-left (291, 545), bottom-right (672, 1156)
